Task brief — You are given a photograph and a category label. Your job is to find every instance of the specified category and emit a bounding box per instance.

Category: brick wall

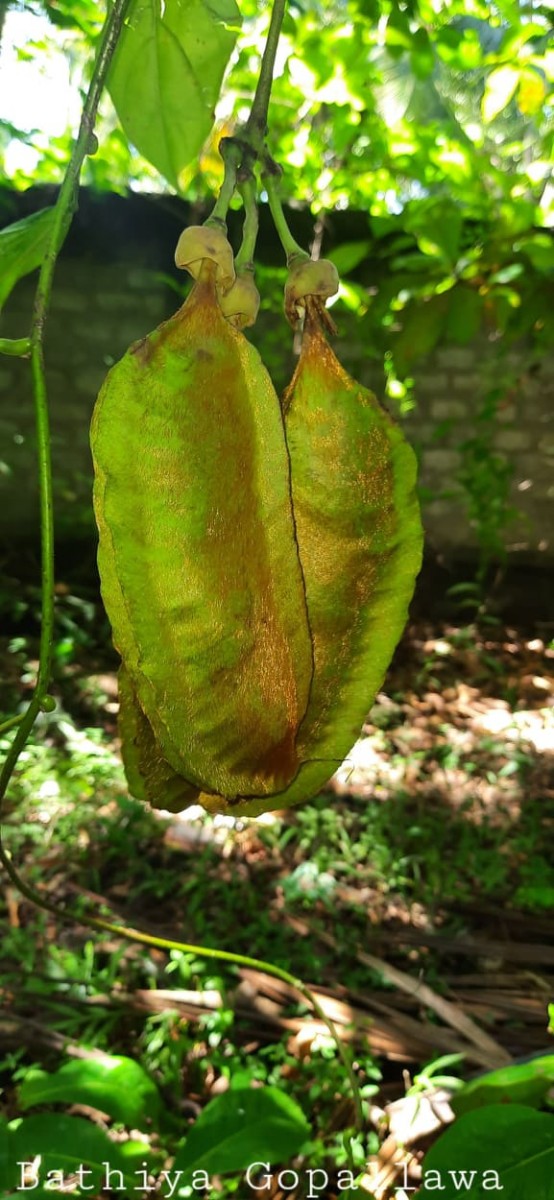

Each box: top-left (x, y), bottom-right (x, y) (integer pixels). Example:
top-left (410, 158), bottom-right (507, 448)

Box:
top-left (1, 191), bottom-right (552, 566)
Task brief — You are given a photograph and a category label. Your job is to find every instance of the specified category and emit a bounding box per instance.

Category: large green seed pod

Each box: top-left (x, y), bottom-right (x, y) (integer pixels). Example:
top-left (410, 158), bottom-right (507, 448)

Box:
top-left (260, 303), bottom-right (423, 810)
top-left (92, 243), bottom-right (422, 818)
top-left (201, 300), bottom-right (423, 817)
top-left (91, 265), bottom-right (314, 799)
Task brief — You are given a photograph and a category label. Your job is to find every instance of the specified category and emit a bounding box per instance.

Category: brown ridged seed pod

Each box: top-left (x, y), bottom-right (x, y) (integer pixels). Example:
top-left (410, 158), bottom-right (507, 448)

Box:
top-left (90, 241), bottom-right (423, 817)
top-left (90, 241), bottom-right (314, 802)
top-left (201, 290), bottom-right (424, 815)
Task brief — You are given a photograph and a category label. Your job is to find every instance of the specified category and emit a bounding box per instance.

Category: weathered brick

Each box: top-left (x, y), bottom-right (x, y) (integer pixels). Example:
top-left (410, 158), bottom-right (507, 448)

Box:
top-left (143, 293), bottom-right (171, 317)
top-left (496, 404), bottom-right (517, 423)
top-left (410, 423), bottom-right (440, 444)
top-left (494, 430), bottom-right (532, 452)
top-left (517, 454), bottom-right (543, 477)
top-left (414, 373), bottom-right (449, 392)
top-left (72, 319), bottom-right (120, 343)
top-left (425, 498), bottom-right (459, 516)
top-left (436, 347), bottom-right (475, 370)
top-left (430, 400), bottom-right (466, 420)
top-left (74, 367), bottom-right (110, 395)
top-left (96, 291), bottom-right (143, 312)
top-left (452, 373), bottom-right (481, 392)
top-left (426, 515), bottom-right (472, 546)
top-left (423, 449), bottom-right (460, 472)
top-left (126, 267), bottom-right (160, 290)
top-left (51, 289), bottom-right (87, 313)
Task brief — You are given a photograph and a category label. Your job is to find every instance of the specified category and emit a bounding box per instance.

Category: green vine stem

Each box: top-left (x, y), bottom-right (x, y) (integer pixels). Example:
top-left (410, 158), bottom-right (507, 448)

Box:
top-left (0, 0), bottom-right (364, 1145)
top-left (0, 714), bottom-right (24, 736)
top-left (234, 175), bottom-right (259, 272)
top-left (0, 337), bottom-right (31, 357)
top-left (205, 137), bottom-right (242, 230)
top-left (243, 0), bottom-right (287, 154)
top-left (0, 0), bottom-right (131, 807)
top-left (262, 155), bottom-right (309, 265)
top-left (204, 0), bottom-right (288, 231)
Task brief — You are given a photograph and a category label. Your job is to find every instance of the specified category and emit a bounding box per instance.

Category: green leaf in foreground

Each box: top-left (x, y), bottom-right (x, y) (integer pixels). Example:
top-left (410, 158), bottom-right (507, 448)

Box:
top-left (169, 1086), bottom-right (310, 1187)
top-left (423, 1105), bottom-right (554, 1199)
top-left (18, 1054), bottom-right (162, 1129)
top-left (0, 208), bottom-right (55, 310)
top-left (108, 0), bottom-right (242, 190)
top-left (452, 1054), bottom-right (554, 1117)
top-left (4, 1114), bottom-right (151, 1198)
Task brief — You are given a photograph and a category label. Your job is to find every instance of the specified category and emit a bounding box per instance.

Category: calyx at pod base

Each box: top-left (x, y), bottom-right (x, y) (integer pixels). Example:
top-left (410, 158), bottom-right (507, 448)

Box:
top-left (90, 226), bottom-right (423, 817)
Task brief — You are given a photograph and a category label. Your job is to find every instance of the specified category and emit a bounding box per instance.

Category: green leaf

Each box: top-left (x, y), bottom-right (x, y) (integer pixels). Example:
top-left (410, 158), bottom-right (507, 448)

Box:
top-left (393, 293), bottom-right (450, 375)
top-left (489, 262), bottom-right (524, 284)
top-left (517, 234), bottom-right (554, 273)
top-left (446, 288), bottom-right (484, 344)
top-left (169, 1087), bottom-right (310, 1185)
top-left (6, 1114), bottom-right (151, 1198)
top-left (372, 49), bottom-right (416, 121)
top-left (482, 65), bottom-right (520, 122)
top-left (405, 200), bottom-right (462, 268)
top-left (18, 1054), bottom-right (162, 1129)
top-left (517, 66), bottom-right (546, 115)
top-left (423, 1105), bottom-right (554, 1198)
top-left (369, 214), bottom-right (399, 239)
top-left (452, 1056), bottom-right (554, 1117)
top-left (0, 208), bottom-right (55, 310)
top-left (446, 582), bottom-right (481, 597)
top-left (499, 197), bottom-right (537, 236)
top-left (328, 240), bottom-right (371, 275)
top-left (384, 7), bottom-right (411, 52)
top-left (513, 884), bottom-right (554, 909)
top-left (410, 28), bottom-right (435, 81)
top-left (108, 0), bottom-right (242, 190)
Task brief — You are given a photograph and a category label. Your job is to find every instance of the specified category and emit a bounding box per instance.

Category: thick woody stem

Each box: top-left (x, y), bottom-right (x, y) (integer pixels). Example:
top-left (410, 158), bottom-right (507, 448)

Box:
top-left (243, 0), bottom-right (287, 155)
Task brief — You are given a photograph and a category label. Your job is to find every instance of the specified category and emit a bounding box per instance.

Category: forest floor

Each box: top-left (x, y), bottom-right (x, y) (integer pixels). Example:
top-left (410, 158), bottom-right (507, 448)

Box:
top-left (1, 597), bottom-right (553, 1197)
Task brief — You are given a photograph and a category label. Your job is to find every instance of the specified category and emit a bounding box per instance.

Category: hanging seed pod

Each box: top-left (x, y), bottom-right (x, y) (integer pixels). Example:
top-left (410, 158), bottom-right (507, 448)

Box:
top-left (218, 268), bottom-right (260, 329)
top-left (250, 292), bottom-right (423, 810)
top-left (91, 233), bottom-right (314, 800)
top-left (201, 291), bottom-right (422, 817)
top-left (284, 254), bottom-right (339, 328)
top-left (119, 663), bottom-right (238, 815)
top-left (118, 665), bottom-right (200, 813)
top-left (92, 232), bottom-right (422, 819)
top-left (174, 224), bottom-right (235, 293)
top-left (199, 290), bottom-right (424, 819)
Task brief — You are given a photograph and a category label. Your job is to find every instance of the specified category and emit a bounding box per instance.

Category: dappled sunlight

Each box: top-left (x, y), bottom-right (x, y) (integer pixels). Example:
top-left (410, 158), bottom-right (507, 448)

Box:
top-left (2, 616), bottom-right (553, 1200)
top-left (474, 704), bottom-right (554, 753)
top-left (364, 624), bottom-right (549, 795)
top-left (333, 691), bottom-right (552, 828)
